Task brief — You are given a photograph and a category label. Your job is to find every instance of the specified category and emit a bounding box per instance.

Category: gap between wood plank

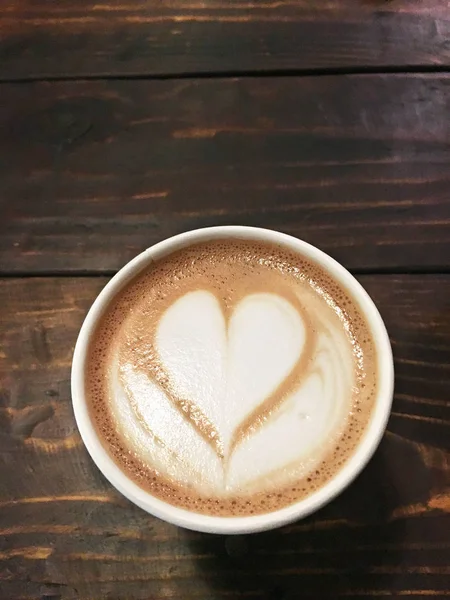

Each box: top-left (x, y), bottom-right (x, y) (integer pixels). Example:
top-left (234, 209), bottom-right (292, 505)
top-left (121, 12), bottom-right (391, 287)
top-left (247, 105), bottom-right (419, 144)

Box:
top-left (2, 65), bottom-right (450, 85)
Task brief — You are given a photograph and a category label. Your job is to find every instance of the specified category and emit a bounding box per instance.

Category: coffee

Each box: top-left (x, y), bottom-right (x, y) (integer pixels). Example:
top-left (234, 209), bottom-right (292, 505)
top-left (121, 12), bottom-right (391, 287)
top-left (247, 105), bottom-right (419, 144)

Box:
top-left (86, 239), bottom-right (378, 516)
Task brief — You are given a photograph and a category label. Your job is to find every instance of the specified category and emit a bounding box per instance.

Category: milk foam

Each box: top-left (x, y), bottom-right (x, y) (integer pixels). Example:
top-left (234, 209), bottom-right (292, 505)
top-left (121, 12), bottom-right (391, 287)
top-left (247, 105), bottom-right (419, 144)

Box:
top-left (87, 240), bottom-right (377, 516)
top-left (110, 290), bottom-right (353, 495)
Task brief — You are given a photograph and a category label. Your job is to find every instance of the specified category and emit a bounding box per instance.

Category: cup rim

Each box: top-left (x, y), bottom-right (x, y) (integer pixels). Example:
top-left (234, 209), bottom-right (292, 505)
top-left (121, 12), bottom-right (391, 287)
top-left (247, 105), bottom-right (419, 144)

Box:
top-left (71, 226), bottom-right (394, 534)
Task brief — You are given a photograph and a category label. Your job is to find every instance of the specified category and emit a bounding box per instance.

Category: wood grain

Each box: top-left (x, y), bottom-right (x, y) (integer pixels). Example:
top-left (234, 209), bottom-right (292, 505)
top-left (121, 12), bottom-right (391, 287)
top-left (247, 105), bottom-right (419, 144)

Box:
top-left (0, 275), bottom-right (449, 599)
top-left (1, 0), bottom-right (450, 79)
top-left (1, 74), bottom-right (450, 274)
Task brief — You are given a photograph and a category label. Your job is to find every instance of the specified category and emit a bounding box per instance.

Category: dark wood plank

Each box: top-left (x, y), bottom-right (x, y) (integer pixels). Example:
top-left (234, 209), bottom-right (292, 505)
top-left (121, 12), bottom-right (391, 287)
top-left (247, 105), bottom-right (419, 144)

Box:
top-left (2, 75), bottom-right (450, 274)
top-left (1, 0), bottom-right (450, 79)
top-left (0, 275), bottom-right (449, 599)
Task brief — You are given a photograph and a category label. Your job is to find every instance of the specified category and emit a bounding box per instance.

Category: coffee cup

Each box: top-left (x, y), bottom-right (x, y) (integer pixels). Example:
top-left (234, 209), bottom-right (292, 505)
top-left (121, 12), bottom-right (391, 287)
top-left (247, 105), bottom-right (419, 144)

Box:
top-left (72, 226), bottom-right (394, 534)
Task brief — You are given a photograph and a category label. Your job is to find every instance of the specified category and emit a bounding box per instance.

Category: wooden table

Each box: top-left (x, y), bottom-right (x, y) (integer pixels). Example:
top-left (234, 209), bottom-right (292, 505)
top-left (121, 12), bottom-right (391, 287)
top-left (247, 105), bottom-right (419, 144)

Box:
top-left (1, 2), bottom-right (449, 599)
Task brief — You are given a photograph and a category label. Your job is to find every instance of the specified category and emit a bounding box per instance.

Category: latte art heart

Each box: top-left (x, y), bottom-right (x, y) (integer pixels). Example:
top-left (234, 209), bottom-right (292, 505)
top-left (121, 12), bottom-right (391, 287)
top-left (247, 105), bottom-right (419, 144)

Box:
top-left (156, 291), bottom-right (307, 457)
top-left (87, 239), bottom-right (378, 516)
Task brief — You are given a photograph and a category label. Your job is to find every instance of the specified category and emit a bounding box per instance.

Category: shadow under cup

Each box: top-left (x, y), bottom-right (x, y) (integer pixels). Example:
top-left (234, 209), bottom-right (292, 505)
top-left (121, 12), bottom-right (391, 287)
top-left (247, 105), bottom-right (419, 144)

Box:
top-left (71, 226), bottom-right (394, 534)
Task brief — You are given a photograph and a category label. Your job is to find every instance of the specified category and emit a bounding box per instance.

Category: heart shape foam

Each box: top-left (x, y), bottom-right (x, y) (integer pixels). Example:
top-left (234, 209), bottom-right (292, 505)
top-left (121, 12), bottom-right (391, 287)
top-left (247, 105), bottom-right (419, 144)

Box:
top-left (157, 290), bottom-right (307, 454)
top-left (115, 290), bottom-right (347, 493)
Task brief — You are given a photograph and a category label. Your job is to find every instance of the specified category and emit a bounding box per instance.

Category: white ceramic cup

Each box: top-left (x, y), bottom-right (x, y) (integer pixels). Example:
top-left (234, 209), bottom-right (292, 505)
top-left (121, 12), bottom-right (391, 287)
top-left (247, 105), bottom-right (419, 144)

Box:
top-left (72, 226), bottom-right (394, 534)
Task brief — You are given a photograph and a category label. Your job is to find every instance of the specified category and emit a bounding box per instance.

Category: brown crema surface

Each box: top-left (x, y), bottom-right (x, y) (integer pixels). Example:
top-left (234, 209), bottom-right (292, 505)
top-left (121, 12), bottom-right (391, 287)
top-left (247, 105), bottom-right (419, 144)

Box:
top-left (85, 239), bottom-right (378, 516)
